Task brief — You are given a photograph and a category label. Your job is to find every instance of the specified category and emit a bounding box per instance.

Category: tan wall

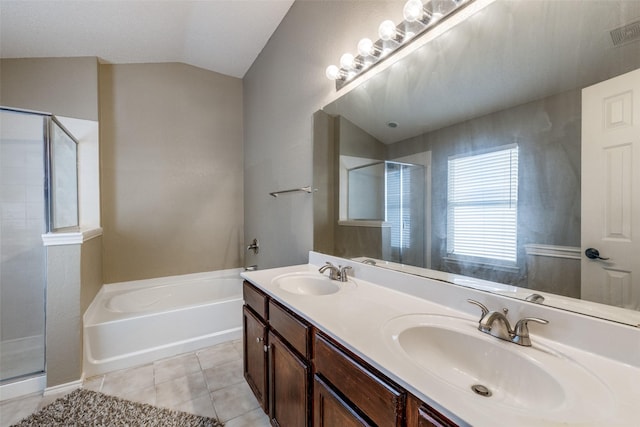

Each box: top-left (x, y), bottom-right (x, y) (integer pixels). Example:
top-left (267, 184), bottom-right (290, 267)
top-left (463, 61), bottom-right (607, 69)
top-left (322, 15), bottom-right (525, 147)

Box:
top-left (46, 244), bottom-right (82, 387)
top-left (0, 57), bottom-right (99, 120)
top-left (100, 63), bottom-right (244, 283)
top-left (81, 236), bottom-right (103, 314)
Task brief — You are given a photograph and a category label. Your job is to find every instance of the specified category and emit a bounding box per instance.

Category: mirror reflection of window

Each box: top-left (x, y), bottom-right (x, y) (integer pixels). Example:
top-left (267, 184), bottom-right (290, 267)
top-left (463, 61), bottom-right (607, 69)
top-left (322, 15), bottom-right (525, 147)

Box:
top-left (446, 145), bottom-right (519, 264)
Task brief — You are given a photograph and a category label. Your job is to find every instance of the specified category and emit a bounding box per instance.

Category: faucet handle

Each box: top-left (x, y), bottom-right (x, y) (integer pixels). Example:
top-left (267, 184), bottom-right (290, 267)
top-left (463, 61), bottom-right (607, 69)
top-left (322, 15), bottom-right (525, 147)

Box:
top-left (339, 265), bottom-right (352, 282)
top-left (467, 299), bottom-right (489, 317)
top-left (512, 317), bottom-right (549, 346)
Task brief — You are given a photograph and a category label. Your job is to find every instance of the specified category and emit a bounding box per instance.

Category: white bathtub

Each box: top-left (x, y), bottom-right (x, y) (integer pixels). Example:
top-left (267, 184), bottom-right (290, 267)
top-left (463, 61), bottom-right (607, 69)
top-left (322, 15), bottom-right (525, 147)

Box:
top-left (83, 269), bottom-right (243, 377)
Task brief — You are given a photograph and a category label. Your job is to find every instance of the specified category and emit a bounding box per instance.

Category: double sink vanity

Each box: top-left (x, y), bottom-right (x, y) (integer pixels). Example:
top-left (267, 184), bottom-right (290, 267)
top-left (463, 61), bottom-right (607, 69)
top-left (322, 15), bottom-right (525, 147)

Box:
top-left (241, 252), bottom-right (639, 426)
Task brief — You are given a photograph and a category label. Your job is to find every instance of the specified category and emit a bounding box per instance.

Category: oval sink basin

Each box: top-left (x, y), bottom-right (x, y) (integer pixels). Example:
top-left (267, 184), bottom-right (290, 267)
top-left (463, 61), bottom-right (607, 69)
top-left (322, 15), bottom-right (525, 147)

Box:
top-left (382, 314), bottom-right (613, 421)
top-left (272, 272), bottom-right (353, 296)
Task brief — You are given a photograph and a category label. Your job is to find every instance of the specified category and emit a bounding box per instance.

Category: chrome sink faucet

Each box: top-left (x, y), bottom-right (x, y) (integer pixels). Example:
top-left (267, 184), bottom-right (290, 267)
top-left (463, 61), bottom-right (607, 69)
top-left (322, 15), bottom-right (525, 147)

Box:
top-left (318, 262), bottom-right (352, 282)
top-left (467, 299), bottom-right (548, 346)
top-left (318, 262), bottom-right (340, 280)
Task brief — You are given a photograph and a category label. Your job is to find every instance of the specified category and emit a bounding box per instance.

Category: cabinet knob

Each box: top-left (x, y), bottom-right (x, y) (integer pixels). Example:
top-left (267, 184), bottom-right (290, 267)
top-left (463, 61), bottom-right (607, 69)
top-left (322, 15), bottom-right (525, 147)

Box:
top-left (256, 337), bottom-right (263, 343)
top-left (263, 344), bottom-right (270, 353)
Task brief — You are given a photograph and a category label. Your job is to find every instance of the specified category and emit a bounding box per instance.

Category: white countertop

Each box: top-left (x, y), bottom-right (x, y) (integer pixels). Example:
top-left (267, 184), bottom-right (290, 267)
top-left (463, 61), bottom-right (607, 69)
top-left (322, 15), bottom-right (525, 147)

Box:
top-left (241, 252), bottom-right (640, 427)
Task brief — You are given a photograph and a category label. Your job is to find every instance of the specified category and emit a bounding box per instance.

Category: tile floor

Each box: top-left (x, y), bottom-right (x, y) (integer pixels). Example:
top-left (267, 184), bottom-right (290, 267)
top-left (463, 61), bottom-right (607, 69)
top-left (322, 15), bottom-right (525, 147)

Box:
top-left (0, 339), bottom-right (270, 427)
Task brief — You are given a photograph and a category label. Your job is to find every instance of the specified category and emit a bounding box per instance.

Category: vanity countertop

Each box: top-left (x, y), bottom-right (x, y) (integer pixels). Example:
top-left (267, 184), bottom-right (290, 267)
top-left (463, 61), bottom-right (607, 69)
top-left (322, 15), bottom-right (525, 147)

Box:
top-left (241, 253), bottom-right (640, 427)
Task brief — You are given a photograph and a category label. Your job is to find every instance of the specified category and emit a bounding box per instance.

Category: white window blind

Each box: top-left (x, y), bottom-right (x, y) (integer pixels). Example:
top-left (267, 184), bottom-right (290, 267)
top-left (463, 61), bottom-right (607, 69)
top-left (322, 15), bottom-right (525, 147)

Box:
top-left (447, 145), bottom-right (518, 263)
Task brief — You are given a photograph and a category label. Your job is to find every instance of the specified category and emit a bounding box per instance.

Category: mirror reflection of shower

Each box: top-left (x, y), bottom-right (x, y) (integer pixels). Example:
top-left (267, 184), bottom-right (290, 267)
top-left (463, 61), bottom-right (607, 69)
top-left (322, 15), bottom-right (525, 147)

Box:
top-left (0, 107), bottom-right (79, 385)
top-left (345, 159), bottom-right (424, 265)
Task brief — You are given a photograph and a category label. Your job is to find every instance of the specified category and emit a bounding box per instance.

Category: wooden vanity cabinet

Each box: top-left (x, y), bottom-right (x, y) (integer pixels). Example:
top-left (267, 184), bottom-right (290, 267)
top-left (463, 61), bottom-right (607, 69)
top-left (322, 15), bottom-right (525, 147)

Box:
top-left (243, 281), bottom-right (312, 426)
top-left (268, 330), bottom-right (310, 426)
top-left (267, 300), bottom-right (312, 427)
top-left (243, 280), bottom-right (459, 427)
top-left (313, 333), bottom-right (405, 427)
top-left (242, 282), bottom-right (269, 411)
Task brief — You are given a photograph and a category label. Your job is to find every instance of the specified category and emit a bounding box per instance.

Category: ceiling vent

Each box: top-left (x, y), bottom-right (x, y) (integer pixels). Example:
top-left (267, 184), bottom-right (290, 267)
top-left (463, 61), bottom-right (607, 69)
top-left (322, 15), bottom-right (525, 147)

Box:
top-left (610, 19), bottom-right (640, 47)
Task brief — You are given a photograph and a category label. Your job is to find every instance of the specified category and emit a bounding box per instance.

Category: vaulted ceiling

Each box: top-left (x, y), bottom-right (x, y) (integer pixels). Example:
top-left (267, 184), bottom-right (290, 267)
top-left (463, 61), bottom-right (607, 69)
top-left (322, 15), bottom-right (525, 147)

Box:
top-left (0, 0), bottom-right (295, 78)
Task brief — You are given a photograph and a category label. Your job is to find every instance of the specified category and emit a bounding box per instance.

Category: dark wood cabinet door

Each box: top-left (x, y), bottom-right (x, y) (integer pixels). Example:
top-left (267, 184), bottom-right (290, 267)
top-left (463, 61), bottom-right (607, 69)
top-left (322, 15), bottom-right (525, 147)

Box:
top-left (313, 375), bottom-right (372, 427)
top-left (243, 306), bottom-right (268, 411)
top-left (406, 394), bottom-right (459, 427)
top-left (268, 331), bottom-right (310, 427)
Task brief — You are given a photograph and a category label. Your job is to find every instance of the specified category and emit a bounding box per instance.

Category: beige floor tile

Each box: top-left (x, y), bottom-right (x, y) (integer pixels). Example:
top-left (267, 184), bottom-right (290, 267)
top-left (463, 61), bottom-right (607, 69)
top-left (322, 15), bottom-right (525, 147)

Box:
top-left (224, 407), bottom-right (271, 427)
top-left (114, 384), bottom-right (157, 406)
top-left (169, 393), bottom-right (218, 419)
top-left (154, 352), bottom-right (202, 384)
top-left (155, 370), bottom-right (208, 407)
top-left (82, 375), bottom-right (104, 392)
top-left (203, 359), bottom-right (244, 392)
top-left (231, 339), bottom-right (243, 357)
top-left (0, 340), bottom-right (257, 426)
top-left (197, 342), bottom-right (241, 370)
top-left (0, 393), bottom-right (43, 427)
top-left (102, 363), bottom-right (154, 397)
top-left (211, 381), bottom-right (260, 422)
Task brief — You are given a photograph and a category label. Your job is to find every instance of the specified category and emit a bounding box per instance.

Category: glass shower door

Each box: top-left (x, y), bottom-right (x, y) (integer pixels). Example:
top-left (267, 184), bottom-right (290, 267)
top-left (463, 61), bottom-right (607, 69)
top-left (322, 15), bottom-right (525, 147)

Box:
top-left (0, 109), bottom-right (46, 382)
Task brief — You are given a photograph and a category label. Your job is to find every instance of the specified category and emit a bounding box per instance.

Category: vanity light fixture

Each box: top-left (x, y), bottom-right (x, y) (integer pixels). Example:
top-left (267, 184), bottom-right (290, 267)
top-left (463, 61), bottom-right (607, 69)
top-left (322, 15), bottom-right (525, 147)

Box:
top-left (378, 20), bottom-right (405, 42)
top-left (357, 38), bottom-right (379, 57)
top-left (326, 0), bottom-right (471, 90)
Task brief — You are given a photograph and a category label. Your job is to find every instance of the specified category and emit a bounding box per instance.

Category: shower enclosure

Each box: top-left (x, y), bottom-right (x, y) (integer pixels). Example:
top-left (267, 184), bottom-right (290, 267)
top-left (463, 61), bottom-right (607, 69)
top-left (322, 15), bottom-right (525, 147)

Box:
top-left (347, 160), bottom-right (425, 265)
top-left (0, 108), bottom-right (79, 386)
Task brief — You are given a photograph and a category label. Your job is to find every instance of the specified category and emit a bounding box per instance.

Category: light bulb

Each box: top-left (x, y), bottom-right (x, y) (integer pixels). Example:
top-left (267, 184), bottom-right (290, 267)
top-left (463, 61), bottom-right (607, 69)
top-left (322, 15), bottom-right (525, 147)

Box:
top-left (378, 20), bottom-right (397, 41)
top-left (325, 65), bottom-right (341, 80)
top-left (403, 0), bottom-right (424, 22)
top-left (340, 53), bottom-right (356, 70)
top-left (357, 38), bottom-right (374, 57)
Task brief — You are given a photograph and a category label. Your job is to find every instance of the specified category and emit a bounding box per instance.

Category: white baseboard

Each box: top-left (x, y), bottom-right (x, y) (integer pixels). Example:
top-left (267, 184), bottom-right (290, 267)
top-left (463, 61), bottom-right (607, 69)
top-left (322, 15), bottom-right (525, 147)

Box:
top-left (44, 379), bottom-right (82, 396)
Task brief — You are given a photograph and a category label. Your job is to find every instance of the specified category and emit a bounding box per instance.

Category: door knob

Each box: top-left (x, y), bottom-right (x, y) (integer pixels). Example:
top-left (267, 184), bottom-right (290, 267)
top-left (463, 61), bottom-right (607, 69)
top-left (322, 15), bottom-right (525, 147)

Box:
top-left (585, 248), bottom-right (609, 260)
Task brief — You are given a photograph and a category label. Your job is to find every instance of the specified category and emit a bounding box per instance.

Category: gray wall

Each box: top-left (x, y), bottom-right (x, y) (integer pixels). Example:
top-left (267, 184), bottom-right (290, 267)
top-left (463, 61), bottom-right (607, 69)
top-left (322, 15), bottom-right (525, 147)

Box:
top-left (99, 63), bottom-right (244, 283)
top-left (244, 0), bottom-right (405, 269)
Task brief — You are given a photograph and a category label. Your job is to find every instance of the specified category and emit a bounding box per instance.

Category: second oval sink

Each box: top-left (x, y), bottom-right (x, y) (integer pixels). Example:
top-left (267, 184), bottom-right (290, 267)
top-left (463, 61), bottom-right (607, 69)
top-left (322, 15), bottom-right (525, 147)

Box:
top-left (382, 314), bottom-right (613, 422)
top-left (397, 321), bottom-right (564, 410)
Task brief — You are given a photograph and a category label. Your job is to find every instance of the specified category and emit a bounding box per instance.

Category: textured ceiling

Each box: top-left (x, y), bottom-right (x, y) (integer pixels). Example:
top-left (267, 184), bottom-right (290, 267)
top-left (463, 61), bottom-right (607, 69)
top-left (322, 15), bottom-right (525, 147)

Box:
top-left (0, 0), bottom-right (295, 78)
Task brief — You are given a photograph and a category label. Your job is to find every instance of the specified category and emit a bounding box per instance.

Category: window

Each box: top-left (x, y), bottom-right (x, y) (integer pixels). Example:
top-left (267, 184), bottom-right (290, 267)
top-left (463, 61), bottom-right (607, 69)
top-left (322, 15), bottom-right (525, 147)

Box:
top-left (447, 145), bottom-right (518, 263)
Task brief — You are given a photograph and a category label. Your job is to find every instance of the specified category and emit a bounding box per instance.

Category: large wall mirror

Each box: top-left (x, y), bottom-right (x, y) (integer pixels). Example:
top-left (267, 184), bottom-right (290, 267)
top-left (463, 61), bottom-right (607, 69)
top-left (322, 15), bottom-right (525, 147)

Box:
top-left (313, 0), bottom-right (640, 326)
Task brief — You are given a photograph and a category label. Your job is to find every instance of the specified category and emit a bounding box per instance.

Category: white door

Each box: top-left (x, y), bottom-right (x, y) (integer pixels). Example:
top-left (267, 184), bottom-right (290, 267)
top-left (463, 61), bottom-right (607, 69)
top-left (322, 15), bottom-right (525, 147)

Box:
top-left (581, 68), bottom-right (640, 310)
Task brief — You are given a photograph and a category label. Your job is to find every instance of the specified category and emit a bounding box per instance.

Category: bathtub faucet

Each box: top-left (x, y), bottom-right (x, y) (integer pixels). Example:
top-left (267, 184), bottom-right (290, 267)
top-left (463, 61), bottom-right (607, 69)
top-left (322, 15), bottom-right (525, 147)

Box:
top-left (246, 238), bottom-right (259, 254)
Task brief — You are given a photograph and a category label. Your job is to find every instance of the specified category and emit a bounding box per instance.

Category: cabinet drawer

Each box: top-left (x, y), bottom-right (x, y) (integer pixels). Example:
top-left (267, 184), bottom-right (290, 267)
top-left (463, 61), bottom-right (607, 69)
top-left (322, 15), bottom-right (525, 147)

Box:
top-left (269, 300), bottom-right (311, 358)
top-left (243, 281), bottom-right (268, 320)
top-left (314, 333), bottom-right (404, 427)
